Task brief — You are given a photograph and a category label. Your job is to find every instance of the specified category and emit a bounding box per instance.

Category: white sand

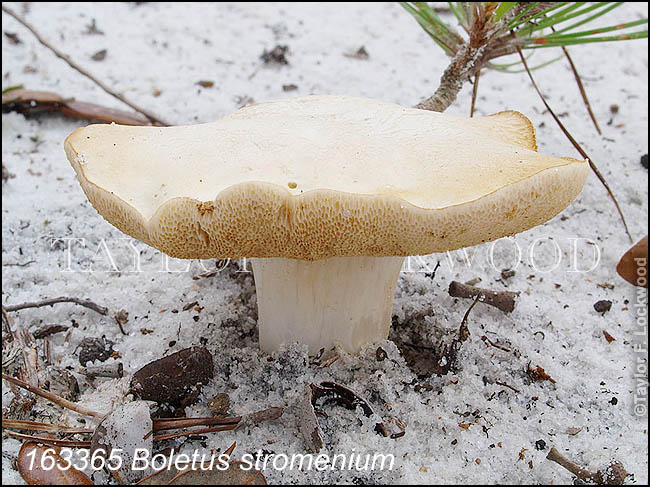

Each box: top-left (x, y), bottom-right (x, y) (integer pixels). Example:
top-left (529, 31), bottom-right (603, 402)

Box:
top-left (2, 2), bottom-right (648, 484)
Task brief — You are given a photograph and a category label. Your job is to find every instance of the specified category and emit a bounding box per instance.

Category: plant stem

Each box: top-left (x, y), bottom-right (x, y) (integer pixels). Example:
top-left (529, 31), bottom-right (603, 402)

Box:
top-left (416, 45), bottom-right (483, 112)
top-left (546, 447), bottom-right (596, 483)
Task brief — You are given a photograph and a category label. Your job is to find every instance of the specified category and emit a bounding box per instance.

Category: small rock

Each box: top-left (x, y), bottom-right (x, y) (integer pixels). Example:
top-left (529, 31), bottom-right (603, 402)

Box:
top-left (501, 268), bottom-right (516, 280)
top-left (535, 439), bottom-right (546, 451)
top-left (641, 154), bottom-right (648, 170)
top-left (78, 337), bottom-right (114, 366)
top-left (261, 45), bottom-right (289, 65)
top-left (208, 393), bottom-right (230, 417)
top-left (593, 300), bottom-right (612, 314)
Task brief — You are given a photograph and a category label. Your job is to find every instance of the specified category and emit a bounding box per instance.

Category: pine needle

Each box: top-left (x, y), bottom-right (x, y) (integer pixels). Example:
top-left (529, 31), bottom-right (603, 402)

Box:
top-left (515, 45), bottom-right (633, 242)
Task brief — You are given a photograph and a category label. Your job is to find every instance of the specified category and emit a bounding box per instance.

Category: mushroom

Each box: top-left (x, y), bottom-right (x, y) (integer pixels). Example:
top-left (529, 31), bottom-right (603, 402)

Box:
top-left (64, 95), bottom-right (588, 354)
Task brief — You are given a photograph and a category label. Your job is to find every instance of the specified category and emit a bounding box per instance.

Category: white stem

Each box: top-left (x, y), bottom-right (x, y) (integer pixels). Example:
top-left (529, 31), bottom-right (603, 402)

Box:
top-left (251, 256), bottom-right (405, 354)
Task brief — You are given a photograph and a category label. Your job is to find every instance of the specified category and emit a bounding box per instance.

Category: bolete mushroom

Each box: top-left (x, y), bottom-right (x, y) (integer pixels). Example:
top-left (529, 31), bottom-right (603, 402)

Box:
top-left (64, 95), bottom-right (588, 354)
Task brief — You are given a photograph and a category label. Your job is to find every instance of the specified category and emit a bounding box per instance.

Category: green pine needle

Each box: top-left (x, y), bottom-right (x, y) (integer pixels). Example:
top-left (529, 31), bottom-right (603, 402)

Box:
top-left (402, 1), bottom-right (648, 70)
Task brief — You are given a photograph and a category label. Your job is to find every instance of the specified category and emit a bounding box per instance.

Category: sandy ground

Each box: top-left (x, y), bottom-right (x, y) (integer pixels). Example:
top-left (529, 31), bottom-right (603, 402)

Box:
top-left (2, 2), bottom-right (648, 484)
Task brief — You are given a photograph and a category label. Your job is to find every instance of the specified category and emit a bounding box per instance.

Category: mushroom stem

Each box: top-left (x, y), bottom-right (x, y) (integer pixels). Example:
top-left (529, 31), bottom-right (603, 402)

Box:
top-left (251, 256), bottom-right (405, 354)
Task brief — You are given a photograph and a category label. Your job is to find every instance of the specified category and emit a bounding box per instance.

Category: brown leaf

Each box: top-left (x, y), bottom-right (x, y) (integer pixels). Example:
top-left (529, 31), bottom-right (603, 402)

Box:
top-left (2, 89), bottom-right (152, 126)
top-left (91, 49), bottom-right (107, 61)
top-left (17, 441), bottom-right (93, 485)
top-left (527, 365), bottom-right (556, 384)
top-left (4, 31), bottom-right (21, 44)
top-left (61, 100), bottom-right (151, 125)
top-left (196, 80), bottom-right (214, 88)
top-left (616, 236), bottom-right (648, 288)
top-left (603, 330), bottom-right (616, 343)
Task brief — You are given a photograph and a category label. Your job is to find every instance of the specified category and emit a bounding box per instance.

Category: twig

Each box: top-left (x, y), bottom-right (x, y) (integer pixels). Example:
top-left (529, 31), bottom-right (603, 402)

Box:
top-left (153, 416), bottom-right (240, 432)
top-left (153, 425), bottom-right (237, 442)
top-left (32, 324), bottom-right (69, 340)
top-left (546, 447), bottom-right (627, 485)
top-left (515, 45), bottom-right (633, 243)
top-left (481, 335), bottom-right (512, 353)
top-left (495, 380), bottom-right (520, 394)
top-left (449, 281), bottom-right (519, 313)
top-left (1, 373), bottom-right (104, 418)
top-left (3, 297), bottom-right (108, 315)
top-left (458, 294), bottom-right (480, 342)
top-left (4, 431), bottom-right (91, 448)
top-left (12, 323), bottom-right (40, 388)
top-left (2, 260), bottom-right (35, 267)
top-left (416, 45), bottom-right (481, 112)
top-left (1, 419), bottom-right (93, 435)
top-left (1, 5), bottom-right (170, 126)
top-left (470, 69), bottom-right (480, 117)
top-left (151, 407), bottom-right (283, 441)
top-left (81, 362), bottom-right (124, 379)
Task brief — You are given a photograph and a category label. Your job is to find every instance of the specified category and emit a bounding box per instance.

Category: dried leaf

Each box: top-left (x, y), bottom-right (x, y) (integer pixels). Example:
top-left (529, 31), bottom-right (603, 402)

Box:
top-left (298, 381), bottom-right (392, 452)
top-left (298, 383), bottom-right (324, 453)
top-left (616, 236), bottom-right (648, 288)
top-left (91, 49), bottom-right (107, 61)
top-left (4, 31), bottom-right (21, 44)
top-left (196, 80), bottom-right (214, 88)
top-left (344, 46), bottom-right (369, 60)
top-left (603, 330), bottom-right (616, 343)
top-left (17, 441), bottom-right (93, 485)
top-left (527, 365), bottom-right (556, 384)
top-left (2, 89), bottom-right (152, 126)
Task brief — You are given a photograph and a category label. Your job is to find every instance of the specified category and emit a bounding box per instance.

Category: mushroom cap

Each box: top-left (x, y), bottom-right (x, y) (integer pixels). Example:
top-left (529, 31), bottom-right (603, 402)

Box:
top-left (64, 95), bottom-right (588, 260)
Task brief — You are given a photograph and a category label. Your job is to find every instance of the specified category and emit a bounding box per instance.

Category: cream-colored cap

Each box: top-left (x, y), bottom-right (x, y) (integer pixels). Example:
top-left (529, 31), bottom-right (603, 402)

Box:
top-left (64, 95), bottom-right (588, 260)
